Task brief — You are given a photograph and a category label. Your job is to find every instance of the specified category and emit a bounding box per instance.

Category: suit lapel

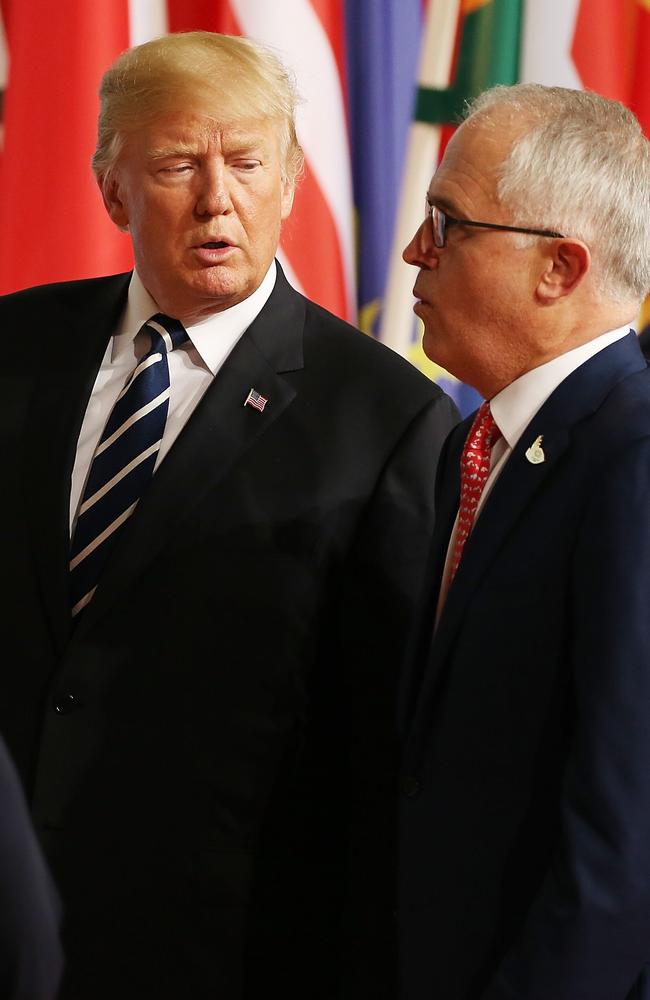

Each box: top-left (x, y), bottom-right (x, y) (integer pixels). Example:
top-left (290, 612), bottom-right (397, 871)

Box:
top-left (431, 421), bottom-right (571, 671)
top-left (398, 428), bottom-right (462, 733)
top-left (21, 275), bottom-right (130, 656)
top-left (72, 264), bottom-right (305, 640)
top-left (404, 332), bottom-right (646, 754)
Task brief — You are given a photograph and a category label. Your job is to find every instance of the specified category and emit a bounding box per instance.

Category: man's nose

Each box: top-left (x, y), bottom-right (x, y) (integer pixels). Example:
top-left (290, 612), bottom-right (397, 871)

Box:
top-left (195, 162), bottom-right (232, 217)
top-left (403, 220), bottom-right (439, 269)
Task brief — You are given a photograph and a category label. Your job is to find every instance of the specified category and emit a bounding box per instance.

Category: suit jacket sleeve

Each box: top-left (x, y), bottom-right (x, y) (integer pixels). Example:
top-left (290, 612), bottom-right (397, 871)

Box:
top-left (0, 735), bottom-right (63, 1000)
top-left (483, 434), bottom-right (650, 1000)
top-left (325, 390), bottom-right (459, 998)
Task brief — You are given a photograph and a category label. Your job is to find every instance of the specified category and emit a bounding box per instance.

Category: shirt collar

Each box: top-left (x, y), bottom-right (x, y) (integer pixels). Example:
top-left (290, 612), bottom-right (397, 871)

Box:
top-left (490, 324), bottom-right (632, 451)
top-left (114, 260), bottom-right (277, 373)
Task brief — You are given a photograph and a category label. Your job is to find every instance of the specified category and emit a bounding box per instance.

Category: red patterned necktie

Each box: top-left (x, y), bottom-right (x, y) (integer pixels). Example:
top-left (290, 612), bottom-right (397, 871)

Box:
top-left (449, 400), bottom-right (502, 583)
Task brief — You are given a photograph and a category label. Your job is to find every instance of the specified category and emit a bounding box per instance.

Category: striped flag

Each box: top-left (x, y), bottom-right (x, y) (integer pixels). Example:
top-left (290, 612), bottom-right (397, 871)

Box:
top-left (244, 388), bottom-right (269, 413)
top-left (380, 0), bottom-right (522, 414)
top-left (167, 0), bottom-right (356, 323)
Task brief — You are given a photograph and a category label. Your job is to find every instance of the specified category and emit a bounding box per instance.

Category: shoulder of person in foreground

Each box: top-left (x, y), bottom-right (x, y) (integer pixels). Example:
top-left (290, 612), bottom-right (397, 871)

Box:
top-left (0, 735), bottom-right (63, 1000)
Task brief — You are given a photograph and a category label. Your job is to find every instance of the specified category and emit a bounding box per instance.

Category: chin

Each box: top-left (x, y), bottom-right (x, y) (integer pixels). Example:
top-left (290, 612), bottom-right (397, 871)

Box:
top-left (421, 328), bottom-right (446, 365)
top-left (194, 277), bottom-right (246, 304)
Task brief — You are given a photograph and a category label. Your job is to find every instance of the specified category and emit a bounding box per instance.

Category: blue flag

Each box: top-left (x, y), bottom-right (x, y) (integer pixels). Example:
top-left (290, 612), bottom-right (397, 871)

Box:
top-left (345, 0), bottom-right (422, 338)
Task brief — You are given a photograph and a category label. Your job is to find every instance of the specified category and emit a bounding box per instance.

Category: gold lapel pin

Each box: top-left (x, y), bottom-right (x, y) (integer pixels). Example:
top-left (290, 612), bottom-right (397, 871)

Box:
top-left (525, 434), bottom-right (545, 465)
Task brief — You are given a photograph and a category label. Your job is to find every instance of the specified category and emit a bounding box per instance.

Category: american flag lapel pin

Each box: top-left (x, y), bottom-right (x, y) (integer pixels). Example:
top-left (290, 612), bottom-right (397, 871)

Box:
top-left (244, 388), bottom-right (269, 413)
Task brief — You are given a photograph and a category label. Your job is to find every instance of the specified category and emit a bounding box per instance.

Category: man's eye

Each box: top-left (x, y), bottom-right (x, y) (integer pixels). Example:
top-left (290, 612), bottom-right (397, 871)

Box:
top-left (234, 161), bottom-right (261, 172)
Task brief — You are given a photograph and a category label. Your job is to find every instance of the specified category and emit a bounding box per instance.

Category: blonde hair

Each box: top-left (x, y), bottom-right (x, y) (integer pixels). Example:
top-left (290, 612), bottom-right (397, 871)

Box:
top-left (93, 31), bottom-right (304, 188)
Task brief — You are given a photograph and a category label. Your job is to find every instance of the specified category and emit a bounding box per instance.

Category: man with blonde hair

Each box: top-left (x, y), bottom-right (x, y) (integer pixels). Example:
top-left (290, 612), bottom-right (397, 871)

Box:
top-left (399, 83), bottom-right (650, 1000)
top-left (0, 31), bottom-right (458, 1000)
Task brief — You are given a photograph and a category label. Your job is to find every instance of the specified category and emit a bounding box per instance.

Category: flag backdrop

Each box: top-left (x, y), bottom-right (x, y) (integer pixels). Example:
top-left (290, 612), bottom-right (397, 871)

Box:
top-left (344, 0), bottom-right (422, 338)
top-left (0, 0), bottom-right (356, 324)
top-left (1, 0), bottom-right (650, 414)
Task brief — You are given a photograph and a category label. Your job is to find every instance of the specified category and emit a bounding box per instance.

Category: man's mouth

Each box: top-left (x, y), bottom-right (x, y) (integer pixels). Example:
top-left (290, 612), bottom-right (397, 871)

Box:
top-left (191, 240), bottom-right (235, 262)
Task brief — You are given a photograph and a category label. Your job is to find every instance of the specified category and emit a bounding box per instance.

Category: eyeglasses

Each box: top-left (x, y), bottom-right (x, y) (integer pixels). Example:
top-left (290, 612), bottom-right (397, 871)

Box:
top-left (425, 198), bottom-right (565, 249)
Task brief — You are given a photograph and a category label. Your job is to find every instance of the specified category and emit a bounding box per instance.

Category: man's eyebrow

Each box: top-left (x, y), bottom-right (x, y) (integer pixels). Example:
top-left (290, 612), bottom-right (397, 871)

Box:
top-left (427, 192), bottom-right (459, 216)
top-left (146, 140), bottom-right (266, 161)
top-left (223, 137), bottom-right (267, 155)
top-left (146, 144), bottom-right (198, 160)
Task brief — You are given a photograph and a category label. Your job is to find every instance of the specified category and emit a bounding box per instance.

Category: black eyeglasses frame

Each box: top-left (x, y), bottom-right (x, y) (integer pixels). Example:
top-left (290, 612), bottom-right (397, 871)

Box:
top-left (426, 199), bottom-right (565, 249)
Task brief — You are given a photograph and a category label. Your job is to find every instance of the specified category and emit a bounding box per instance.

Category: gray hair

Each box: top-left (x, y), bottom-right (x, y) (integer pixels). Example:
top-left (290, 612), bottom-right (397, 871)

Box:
top-left (93, 31), bottom-right (304, 192)
top-left (464, 83), bottom-right (650, 303)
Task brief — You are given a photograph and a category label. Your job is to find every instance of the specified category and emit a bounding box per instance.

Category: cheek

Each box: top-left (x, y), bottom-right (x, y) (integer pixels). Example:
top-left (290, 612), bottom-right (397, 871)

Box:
top-left (244, 185), bottom-right (285, 227)
top-left (134, 185), bottom-right (190, 226)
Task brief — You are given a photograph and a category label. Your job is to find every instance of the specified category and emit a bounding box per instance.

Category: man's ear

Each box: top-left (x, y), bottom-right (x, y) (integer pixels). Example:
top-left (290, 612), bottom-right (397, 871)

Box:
top-left (536, 239), bottom-right (590, 303)
top-left (98, 172), bottom-right (130, 231)
top-left (280, 177), bottom-right (295, 221)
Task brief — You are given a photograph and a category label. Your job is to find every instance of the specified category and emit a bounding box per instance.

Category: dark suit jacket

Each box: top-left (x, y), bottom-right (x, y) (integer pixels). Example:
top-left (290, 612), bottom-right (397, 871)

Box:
top-left (0, 264), bottom-right (458, 1000)
top-left (399, 332), bottom-right (650, 1000)
top-left (0, 734), bottom-right (62, 1000)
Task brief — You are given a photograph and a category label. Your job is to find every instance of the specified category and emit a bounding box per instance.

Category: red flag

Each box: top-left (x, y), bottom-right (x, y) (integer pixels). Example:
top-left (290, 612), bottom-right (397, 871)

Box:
top-left (571, 0), bottom-right (649, 126)
top-left (626, 2), bottom-right (650, 136)
top-left (0, 0), bottom-right (132, 293)
top-left (570, 0), bottom-right (650, 327)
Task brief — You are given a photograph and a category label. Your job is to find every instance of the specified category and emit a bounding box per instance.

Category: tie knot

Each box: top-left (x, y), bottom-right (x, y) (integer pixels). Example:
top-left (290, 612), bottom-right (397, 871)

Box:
top-left (464, 400), bottom-right (501, 456)
top-left (143, 313), bottom-right (188, 354)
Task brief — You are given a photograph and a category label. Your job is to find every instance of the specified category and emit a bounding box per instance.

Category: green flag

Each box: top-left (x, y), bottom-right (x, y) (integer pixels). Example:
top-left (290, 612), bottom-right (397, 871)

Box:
top-left (416, 0), bottom-right (523, 126)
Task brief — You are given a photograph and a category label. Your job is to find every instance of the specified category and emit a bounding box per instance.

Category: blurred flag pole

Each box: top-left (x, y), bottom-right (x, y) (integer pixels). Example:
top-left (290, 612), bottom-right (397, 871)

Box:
top-left (379, 0), bottom-right (460, 354)
top-left (128, 0), bottom-right (168, 44)
top-left (0, 4), bottom-right (7, 148)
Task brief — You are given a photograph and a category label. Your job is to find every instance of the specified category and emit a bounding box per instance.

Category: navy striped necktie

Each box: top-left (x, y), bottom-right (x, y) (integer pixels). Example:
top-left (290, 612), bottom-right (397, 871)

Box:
top-left (69, 313), bottom-right (188, 618)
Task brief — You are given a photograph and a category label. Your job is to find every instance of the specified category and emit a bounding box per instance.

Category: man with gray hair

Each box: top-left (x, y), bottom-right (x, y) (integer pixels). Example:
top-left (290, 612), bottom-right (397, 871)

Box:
top-left (0, 30), bottom-right (458, 1000)
top-left (399, 83), bottom-right (650, 1000)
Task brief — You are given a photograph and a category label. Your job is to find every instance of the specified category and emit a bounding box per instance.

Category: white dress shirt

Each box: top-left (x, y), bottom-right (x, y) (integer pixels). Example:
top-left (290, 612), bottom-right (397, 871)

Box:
top-left (436, 323), bottom-right (632, 614)
top-left (70, 261), bottom-right (277, 533)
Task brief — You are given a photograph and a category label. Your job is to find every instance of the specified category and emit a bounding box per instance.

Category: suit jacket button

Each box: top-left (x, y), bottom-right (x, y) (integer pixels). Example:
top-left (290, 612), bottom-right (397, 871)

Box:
top-left (54, 692), bottom-right (81, 714)
top-left (401, 775), bottom-right (421, 798)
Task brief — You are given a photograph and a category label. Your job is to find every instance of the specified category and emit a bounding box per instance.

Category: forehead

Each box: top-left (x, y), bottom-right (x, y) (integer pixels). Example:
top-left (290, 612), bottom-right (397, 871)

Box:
top-left (127, 111), bottom-right (282, 159)
top-left (428, 116), bottom-right (516, 216)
